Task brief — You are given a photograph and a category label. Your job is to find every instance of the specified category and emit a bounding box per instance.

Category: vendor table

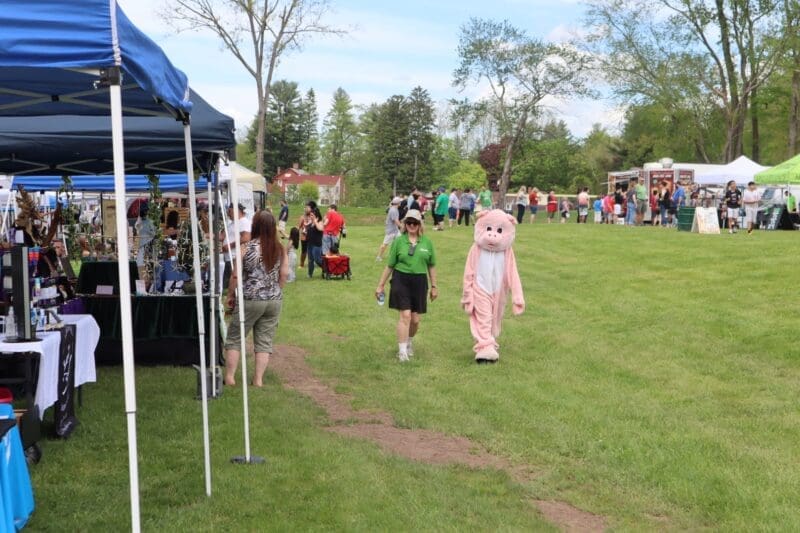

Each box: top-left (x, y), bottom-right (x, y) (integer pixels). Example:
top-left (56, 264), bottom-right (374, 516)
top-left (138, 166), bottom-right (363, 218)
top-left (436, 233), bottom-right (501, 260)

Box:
top-left (0, 314), bottom-right (99, 419)
top-left (76, 260), bottom-right (138, 295)
top-left (79, 295), bottom-right (217, 366)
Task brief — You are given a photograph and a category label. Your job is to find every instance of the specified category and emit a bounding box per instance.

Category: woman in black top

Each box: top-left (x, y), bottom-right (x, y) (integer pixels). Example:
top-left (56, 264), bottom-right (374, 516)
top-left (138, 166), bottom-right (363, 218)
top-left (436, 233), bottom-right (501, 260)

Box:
top-left (658, 182), bottom-right (671, 226)
top-left (305, 201), bottom-right (324, 278)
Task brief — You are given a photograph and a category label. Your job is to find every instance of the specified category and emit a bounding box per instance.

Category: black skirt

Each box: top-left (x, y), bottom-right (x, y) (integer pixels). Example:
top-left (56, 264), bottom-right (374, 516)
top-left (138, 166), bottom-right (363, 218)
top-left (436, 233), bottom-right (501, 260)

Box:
top-left (389, 270), bottom-right (428, 313)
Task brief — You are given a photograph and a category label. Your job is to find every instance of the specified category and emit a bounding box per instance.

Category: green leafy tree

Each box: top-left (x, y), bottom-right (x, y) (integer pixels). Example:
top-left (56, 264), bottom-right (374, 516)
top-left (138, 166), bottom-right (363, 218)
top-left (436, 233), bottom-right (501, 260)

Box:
top-left (447, 160), bottom-right (487, 191)
top-left (453, 18), bottom-right (592, 202)
top-left (585, 0), bottom-right (784, 162)
top-left (429, 136), bottom-right (463, 188)
top-left (298, 180), bottom-right (319, 203)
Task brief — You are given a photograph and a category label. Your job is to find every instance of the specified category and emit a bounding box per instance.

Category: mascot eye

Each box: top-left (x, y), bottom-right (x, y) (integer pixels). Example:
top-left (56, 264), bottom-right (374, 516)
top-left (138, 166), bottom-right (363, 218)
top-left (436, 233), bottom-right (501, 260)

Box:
top-left (497, 227), bottom-right (503, 234)
top-left (486, 226), bottom-right (492, 232)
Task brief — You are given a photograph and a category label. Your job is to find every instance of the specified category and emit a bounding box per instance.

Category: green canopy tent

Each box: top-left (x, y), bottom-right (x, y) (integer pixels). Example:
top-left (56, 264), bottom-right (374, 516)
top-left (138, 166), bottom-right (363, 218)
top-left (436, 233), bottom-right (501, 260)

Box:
top-left (754, 153), bottom-right (800, 184)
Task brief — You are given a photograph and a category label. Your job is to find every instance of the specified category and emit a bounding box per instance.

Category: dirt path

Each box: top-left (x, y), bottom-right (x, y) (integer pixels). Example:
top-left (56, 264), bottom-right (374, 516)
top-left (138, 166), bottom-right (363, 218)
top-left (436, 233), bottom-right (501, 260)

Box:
top-left (270, 344), bottom-right (607, 532)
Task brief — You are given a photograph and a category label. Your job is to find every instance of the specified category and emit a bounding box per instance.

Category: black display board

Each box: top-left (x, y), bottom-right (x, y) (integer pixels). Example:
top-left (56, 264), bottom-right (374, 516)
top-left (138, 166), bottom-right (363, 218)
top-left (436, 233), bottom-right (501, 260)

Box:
top-left (761, 206), bottom-right (792, 230)
top-left (54, 324), bottom-right (78, 438)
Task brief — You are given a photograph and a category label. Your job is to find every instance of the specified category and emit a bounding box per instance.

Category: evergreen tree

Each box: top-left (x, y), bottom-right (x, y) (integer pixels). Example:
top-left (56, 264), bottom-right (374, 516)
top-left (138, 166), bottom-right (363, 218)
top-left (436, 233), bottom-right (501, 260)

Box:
top-left (407, 86), bottom-right (436, 189)
top-left (246, 80), bottom-right (304, 174)
top-left (321, 88), bottom-right (359, 175)
top-left (299, 88), bottom-right (319, 171)
top-left (362, 96), bottom-right (414, 194)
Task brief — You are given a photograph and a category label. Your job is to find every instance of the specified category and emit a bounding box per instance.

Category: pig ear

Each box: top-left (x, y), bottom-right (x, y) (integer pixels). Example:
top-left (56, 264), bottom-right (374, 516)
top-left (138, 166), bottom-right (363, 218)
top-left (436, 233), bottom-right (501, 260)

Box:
top-left (474, 209), bottom-right (488, 221)
top-left (506, 213), bottom-right (517, 225)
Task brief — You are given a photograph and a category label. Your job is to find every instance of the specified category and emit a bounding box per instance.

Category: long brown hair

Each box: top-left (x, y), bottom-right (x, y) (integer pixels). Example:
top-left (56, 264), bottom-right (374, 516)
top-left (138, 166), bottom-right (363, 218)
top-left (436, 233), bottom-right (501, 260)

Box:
top-left (251, 210), bottom-right (283, 270)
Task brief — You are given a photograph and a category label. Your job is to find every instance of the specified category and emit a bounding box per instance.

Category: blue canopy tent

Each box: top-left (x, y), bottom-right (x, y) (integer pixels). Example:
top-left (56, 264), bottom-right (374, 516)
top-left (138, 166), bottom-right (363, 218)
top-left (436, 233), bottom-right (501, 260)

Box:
top-left (0, 1), bottom-right (220, 528)
top-left (11, 174), bottom-right (210, 192)
top-left (0, 89), bottom-right (234, 176)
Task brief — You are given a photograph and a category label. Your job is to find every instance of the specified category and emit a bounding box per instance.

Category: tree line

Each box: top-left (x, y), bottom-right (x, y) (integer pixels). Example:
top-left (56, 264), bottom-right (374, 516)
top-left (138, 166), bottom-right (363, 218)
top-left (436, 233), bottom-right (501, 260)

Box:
top-left (164, 1), bottom-right (800, 206)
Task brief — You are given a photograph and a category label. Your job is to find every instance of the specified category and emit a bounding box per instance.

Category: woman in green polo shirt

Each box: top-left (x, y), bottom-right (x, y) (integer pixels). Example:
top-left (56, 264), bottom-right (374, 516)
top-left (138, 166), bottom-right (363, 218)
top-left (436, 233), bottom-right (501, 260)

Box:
top-left (375, 209), bottom-right (438, 362)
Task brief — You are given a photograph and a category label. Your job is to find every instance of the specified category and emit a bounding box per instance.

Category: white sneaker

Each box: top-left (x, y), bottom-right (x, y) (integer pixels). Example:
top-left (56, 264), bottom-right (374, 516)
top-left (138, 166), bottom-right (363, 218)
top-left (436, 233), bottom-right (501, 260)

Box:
top-left (406, 343), bottom-right (414, 357)
top-left (398, 351), bottom-right (409, 362)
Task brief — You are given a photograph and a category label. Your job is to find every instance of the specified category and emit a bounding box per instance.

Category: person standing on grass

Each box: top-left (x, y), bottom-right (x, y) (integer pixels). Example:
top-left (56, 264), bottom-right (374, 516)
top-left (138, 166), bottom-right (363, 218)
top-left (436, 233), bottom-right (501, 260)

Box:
top-left (514, 186), bottom-right (528, 224)
top-left (433, 186), bottom-right (449, 230)
top-left (305, 202), bottom-right (324, 277)
top-left (625, 183), bottom-right (636, 225)
top-left (577, 187), bottom-right (590, 224)
top-left (375, 209), bottom-right (438, 362)
top-left (560, 197), bottom-right (573, 223)
top-left (478, 185), bottom-right (493, 211)
top-left (224, 210), bottom-right (288, 387)
top-left (448, 188), bottom-right (459, 228)
top-left (658, 182), bottom-right (672, 226)
top-left (547, 190), bottom-right (558, 223)
top-left (650, 188), bottom-right (660, 226)
top-left (604, 192), bottom-right (615, 224)
top-left (593, 195), bottom-right (603, 223)
top-left (723, 180), bottom-right (742, 234)
top-left (613, 186), bottom-right (624, 224)
top-left (634, 178), bottom-right (648, 226)
top-left (459, 188), bottom-right (475, 226)
top-left (297, 203), bottom-right (313, 269)
top-left (528, 187), bottom-right (539, 223)
top-left (277, 198), bottom-right (289, 238)
top-left (221, 203), bottom-right (251, 289)
top-left (287, 227), bottom-right (299, 282)
top-left (743, 181), bottom-right (761, 234)
top-left (377, 197), bottom-right (402, 260)
top-left (321, 203), bottom-right (345, 255)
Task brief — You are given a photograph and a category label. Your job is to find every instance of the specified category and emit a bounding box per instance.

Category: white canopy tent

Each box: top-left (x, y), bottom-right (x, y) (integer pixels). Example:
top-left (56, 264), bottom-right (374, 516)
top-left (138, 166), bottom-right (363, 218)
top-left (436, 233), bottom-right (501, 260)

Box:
top-left (694, 155), bottom-right (771, 186)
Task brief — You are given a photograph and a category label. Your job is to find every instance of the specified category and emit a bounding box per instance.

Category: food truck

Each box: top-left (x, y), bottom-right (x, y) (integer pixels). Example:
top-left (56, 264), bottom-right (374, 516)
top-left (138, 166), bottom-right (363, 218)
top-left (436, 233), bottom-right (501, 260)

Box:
top-left (606, 160), bottom-right (695, 222)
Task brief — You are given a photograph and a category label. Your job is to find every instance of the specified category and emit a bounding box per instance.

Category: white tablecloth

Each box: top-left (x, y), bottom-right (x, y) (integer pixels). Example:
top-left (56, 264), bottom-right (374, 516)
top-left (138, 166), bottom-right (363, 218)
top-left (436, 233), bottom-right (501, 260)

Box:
top-left (0, 314), bottom-right (99, 418)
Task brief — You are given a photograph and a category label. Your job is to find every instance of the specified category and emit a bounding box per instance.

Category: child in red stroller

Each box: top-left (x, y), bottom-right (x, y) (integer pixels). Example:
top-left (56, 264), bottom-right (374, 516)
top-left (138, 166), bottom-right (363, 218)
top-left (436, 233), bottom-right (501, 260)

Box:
top-left (322, 243), bottom-right (351, 280)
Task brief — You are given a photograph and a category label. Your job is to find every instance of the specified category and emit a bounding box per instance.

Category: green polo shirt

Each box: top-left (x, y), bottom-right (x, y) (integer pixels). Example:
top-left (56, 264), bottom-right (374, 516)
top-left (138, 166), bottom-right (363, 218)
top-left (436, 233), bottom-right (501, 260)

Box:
top-left (434, 193), bottom-right (449, 216)
top-left (388, 233), bottom-right (436, 275)
top-left (788, 194), bottom-right (797, 213)
top-left (478, 189), bottom-right (492, 208)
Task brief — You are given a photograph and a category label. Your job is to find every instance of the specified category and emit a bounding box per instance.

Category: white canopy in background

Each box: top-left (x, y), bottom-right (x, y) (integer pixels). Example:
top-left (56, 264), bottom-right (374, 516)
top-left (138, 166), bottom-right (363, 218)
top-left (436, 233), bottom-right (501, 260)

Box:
top-left (694, 155), bottom-right (770, 186)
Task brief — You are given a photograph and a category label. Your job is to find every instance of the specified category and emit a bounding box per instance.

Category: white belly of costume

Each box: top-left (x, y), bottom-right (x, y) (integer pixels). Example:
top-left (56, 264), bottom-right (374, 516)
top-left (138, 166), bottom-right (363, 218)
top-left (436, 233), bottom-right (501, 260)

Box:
top-left (476, 250), bottom-right (505, 294)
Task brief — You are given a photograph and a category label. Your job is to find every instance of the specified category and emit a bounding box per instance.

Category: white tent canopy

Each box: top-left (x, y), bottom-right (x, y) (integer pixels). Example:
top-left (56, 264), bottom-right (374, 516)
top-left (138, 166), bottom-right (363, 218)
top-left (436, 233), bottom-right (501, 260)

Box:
top-left (694, 155), bottom-right (771, 186)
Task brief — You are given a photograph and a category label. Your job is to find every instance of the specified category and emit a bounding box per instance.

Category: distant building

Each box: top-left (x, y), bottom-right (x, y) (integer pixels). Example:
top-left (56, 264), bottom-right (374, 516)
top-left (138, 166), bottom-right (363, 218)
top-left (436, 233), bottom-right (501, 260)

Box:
top-left (270, 164), bottom-right (345, 205)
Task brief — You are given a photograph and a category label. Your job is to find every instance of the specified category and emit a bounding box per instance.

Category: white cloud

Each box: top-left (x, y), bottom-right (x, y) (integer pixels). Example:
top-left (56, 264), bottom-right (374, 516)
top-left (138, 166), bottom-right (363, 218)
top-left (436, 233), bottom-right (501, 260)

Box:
top-left (119, 0), bottom-right (617, 140)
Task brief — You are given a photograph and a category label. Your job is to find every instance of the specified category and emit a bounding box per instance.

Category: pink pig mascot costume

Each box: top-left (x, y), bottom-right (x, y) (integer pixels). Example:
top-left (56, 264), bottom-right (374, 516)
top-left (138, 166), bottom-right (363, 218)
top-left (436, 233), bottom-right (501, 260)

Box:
top-left (461, 209), bottom-right (525, 363)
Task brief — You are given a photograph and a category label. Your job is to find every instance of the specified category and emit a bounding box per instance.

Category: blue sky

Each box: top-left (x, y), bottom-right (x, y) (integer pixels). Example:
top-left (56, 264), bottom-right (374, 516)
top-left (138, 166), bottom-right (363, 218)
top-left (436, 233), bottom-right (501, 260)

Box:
top-left (121, 0), bottom-right (620, 140)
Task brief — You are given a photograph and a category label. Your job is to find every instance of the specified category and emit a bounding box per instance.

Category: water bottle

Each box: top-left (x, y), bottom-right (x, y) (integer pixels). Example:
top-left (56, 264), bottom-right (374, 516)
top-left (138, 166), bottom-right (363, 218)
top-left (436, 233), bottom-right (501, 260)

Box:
top-left (5, 307), bottom-right (15, 337)
top-left (377, 291), bottom-right (385, 306)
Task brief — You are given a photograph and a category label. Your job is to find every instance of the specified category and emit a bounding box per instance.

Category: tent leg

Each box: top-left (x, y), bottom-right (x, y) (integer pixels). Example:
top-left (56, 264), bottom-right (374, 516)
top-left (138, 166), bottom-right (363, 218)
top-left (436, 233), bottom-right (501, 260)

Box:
top-left (110, 78), bottom-right (141, 533)
top-left (228, 169), bottom-right (262, 465)
top-left (207, 179), bottom-right (217, 399)
top-left (184, 124), bottom-right (213, 497)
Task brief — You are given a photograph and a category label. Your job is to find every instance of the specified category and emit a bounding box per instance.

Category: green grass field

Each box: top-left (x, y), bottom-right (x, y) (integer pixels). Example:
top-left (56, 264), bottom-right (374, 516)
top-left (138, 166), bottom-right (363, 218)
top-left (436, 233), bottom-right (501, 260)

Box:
top-left (27, 209), bottom-right (800, 530)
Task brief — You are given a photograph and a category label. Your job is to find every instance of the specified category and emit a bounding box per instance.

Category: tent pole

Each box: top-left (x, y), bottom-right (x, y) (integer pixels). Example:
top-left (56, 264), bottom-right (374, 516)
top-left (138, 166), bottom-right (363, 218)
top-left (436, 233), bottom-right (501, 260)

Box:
top-left (109, 76), bottom-right (141, 533)
top-left (229, 171), bottom-right (261, 464)
top-left (208, 178), bottom-right (217, 399)
top-left (184, 124), bottom-right (213, 497)
top-left (0, 177), bottom-right (13, 240)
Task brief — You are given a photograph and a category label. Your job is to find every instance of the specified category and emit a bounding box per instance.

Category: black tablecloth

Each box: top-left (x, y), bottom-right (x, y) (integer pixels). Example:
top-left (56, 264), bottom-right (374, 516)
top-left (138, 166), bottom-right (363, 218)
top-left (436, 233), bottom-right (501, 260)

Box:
top-left (76, 261), bottom-right (138, 295)
top-left (81, 295), bottom-right (219, 365)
